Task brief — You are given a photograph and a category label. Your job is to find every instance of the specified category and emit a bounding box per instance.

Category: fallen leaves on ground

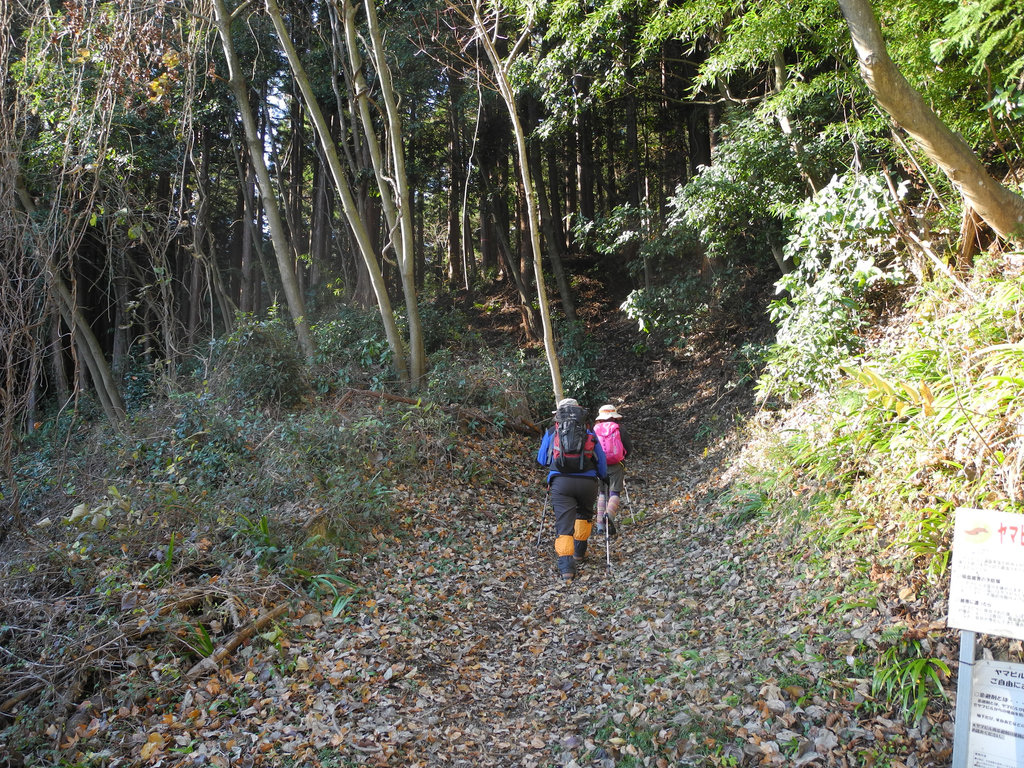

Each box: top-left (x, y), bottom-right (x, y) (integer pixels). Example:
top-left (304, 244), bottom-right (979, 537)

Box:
top-left (65, 433), bottom-right (955, 767)
top-left (25, 306), bottom-right (959, 767)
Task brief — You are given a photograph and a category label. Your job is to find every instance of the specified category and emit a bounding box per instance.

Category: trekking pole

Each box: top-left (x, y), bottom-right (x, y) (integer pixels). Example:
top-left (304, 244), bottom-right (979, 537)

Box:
top-left (599, 481), bottom-right (613, 575)
top-left (534, 487), bottom-right (550, 550)
top-left (604, 512), bottom-right (612, 574)
top-left (623, 479), bottom-right (635, 525)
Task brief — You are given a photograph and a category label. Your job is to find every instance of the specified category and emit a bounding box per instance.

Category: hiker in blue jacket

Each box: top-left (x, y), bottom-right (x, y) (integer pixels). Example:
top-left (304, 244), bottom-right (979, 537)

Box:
top-left (537, 398), bottom-right (608, 584)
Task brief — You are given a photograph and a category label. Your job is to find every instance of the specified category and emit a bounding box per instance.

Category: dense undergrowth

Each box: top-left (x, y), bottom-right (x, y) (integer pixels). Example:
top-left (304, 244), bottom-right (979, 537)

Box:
top-left (727, 246), bottom-right (1024, 726)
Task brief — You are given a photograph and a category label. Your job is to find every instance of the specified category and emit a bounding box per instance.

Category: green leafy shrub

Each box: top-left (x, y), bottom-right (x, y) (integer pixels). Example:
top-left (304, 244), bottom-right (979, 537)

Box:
top-left (573, 203), bottom-right (671, 273)
top-left (426, 347), bottom-right (547, 423)
top-left (160, 391), bottom-right (260, 488)
top-left (759, 173), bottom-right (908, 400)
top-left (416, 300), bottom-right (483, 354)
top-left (310, 307), bottom-right (392, 393)
top-left (620, 275), bottom-right (713, 345)
top-left (666, 110), bottom-right (808, 265)
top-left (556, 319), bottom-right (603, 407)
top-left (210, 312), bottom-right (309, 407)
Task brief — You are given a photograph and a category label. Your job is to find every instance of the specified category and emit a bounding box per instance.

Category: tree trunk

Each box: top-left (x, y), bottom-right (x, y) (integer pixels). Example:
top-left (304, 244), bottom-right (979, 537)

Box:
top-left (563, 130), bottom-right (578, 228)
top-left (602, 116), bottom-right (618, 210)
top-left (52, 277), bottom-right (126, 423)
top-left (229, 118), bottom-right (264, 317)
top-left (369, 0), bottom-right (426, 384)
top-left (480, 164), bottom-right (535, 336)
top-left (190, 127), bottom-right (211, 344)
top-left (471, 4), bottom-right (563, 402)
top-left (481, 209), bottom-right (496, 276)
top-left (310, 148), bottom-right (331, 279)
top-left (211, 0), bottom-right (316, 359)
top-left (546, 149), bottom-right (568, 255)
top-left (838, 0), bottom-right (1024, 243)
top-left (448, 77), bottom-right (466, 290)
top-left (49, 312), bottom-right (70, 406)
top-left (574, 76), bottom-right (595, 222)
top-left (266, 0), bottom-right (412, 386)
top-left (526, 94), bottom-right (576, 321)
top-left (338, 0), bottom-right (424, 384)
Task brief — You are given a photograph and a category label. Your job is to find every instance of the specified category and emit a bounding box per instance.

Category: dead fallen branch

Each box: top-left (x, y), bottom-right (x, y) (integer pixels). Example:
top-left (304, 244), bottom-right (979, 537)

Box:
top-left (0, 683), bottom-right (45, 720)
top-left (185, 602), bottom-right (290, 681)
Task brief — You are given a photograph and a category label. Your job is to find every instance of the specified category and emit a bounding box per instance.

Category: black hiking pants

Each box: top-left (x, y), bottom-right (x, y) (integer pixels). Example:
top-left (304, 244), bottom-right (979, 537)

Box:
top-left (549, 474), bottom-right (599, 575)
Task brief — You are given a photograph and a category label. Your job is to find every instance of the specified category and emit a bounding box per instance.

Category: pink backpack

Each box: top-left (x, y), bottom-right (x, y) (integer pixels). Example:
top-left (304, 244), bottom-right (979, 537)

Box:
top-left (594, 420), bottom-right (625, 465)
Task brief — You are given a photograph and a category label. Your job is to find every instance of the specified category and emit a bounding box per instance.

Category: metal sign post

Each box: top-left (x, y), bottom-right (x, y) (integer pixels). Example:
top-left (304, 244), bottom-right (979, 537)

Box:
top-left (951, 629), bottom-right (975, 768)
top-left (947, 508), bottom-right (1024, 767)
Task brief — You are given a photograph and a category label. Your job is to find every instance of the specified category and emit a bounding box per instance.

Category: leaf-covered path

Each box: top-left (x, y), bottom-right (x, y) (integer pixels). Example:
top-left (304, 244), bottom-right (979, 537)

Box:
top-left (22, 290), bottom-right (956, 767)
top-left (141, 404), bottom-right (952, 767)
top-left (105, 297), bottom-right (955, 767)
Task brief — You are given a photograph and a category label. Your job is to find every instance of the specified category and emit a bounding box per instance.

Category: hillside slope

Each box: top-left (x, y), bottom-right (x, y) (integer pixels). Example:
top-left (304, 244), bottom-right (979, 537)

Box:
top-left (1, 271), bottom-right (959, 767)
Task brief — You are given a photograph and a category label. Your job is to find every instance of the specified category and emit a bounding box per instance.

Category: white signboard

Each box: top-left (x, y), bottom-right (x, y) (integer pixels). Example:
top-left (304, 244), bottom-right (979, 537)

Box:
top-left (967, 659), bottom-right (1024, 767)
top-left (948, 508), bottom-right (1024, 642)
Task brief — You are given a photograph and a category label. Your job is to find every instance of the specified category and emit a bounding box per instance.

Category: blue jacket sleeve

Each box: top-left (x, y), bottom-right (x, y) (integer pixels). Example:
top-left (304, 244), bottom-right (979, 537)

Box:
top-left (537, 429), bottom-right (553, 466)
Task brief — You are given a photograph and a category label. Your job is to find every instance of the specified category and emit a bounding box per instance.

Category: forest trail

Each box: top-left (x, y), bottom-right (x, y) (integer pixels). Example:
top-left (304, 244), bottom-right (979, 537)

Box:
top-left (257, 405), bottom-right (747, 768)
top-left (234, 381), bottom-right (950, 767)
top-left (5, 283), bottom-right (956, 767)
top-left (178, 311), bottom-right (952, 767)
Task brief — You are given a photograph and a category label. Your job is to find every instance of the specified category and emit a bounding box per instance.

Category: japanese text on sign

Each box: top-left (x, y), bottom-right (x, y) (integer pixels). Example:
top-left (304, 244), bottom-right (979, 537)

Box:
top-left (968, 659), bottom-right (1024, 768)
top-left (948, 508), bottom-right (1024, 642)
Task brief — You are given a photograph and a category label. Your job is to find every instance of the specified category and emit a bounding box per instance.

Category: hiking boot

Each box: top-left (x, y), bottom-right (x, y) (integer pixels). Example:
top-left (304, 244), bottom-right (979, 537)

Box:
top-left (573, 539), bottom-right (588, 563)
top-left (561, 557), bottom-right (577, 585)
top-left (557, 554), bottom-right (576, 581)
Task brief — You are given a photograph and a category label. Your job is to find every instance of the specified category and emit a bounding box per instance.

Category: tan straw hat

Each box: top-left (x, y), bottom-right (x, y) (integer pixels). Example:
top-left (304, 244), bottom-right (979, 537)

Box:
top-left (552, 397), bottom-right (579, 413)
top-left (596, 404), bottom-right (622, 420)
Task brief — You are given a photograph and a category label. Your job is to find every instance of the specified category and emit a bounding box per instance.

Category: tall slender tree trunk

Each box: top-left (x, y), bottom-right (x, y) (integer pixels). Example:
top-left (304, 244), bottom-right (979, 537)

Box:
top-left (49, 320), bottom-right (70, 406)
top-left (310, 150), bottom-right (331, 275)
top-left (190, 126), bottom-right (212, 344)
top-left (576, 87), bottom-right (596, 222)
top-left (563, 130), bottom-right (578, 226)
top-left (681, 43), bottom-right (713, 179)
top-left (367, 0), bottom-right (425, 382)
top-left (603, 116), bottom-right (618, 209)
top-left (267, 0), bottom-right (414, 386)
top-left (211, 0), bottom-right (315, 359)
top-left (470, 4), bottom-right (563, 401)
top-left (230, 125), bottom-right (261, 316)
top-left (482, 176), bottom-right (538, 339)
top-left (526, 94), bottom-right (576, 321)
top-left (479, 194), bottom-right (498, 274)
top-left (448, 77), bottom-right (466, 290)
top-left (52, 278), bottom-right (126, 423)
top-left (547, 149), bottom-right (568, 254)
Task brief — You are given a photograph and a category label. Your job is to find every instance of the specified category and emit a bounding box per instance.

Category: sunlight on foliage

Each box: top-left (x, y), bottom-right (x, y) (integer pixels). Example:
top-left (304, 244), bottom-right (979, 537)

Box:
top-left (872, 627), bottom-right (950, 724)
top-left (760, 173), bottom-right (909, 400)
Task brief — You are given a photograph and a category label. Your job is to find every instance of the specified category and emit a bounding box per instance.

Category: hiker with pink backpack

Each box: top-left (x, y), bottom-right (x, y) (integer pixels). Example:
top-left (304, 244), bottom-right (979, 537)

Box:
top-left (593, 404), bottom-right (633, 535)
